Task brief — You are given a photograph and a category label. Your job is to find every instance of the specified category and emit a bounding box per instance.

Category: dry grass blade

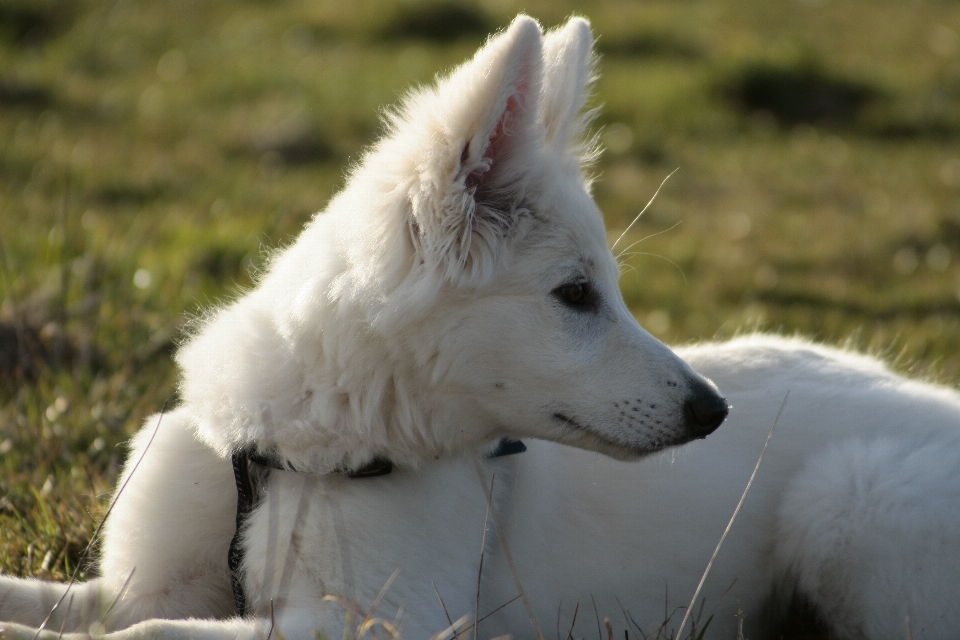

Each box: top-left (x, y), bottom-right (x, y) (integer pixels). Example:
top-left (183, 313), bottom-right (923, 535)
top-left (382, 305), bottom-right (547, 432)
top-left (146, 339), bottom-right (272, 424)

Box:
top-left (275, 475), bottom-right (319, 610)
top-left (366, 568), bottom-right (401, 627)
top-left (324, 594), bottom-right (363, 616)
top-left (323, 593), bottom-right (404, 640)
top-left (33, 404), bottom-right (168, 638)
top-left (102, 568), bottom-right (136, 619)
top-left (474, 473), bottom-right (494, 640)
top-left (616, 250), bottom-right (688, 285)
top-left (432, 581), bottom-right (454, 629)
top-left (591, 595), bottom-right (602, 640)
top-left (476, 595), bottom-right (520, 626)
top-left (357, 616), bottom-right (401, 640)
top-left (674, 392), bottom-right (788, 640)
top-left (471, 457), bottom-right (545, 640)
top-left (616, 221), bottom-right (683, 260)
top-left (267, 599), bottom-right (276, 640)
top-left (343, 605), bottom-right (355, 640)
top-left (56, 594), bottom-right (73, 640)
top-left (610, 169), bottom-right (678, 252)
top-left (564, 602), bottom-right (579, 640)
top-left (323, 569), bottom-right (404, 640)
top-left (428, 613), bottom-right (472, 640)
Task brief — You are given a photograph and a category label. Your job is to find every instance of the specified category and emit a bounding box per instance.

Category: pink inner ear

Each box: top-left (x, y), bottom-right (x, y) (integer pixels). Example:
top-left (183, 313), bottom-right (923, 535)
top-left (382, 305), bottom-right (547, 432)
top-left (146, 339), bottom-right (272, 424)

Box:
top-left (486, 91), bottom-right (523, 161)
top-left (466, 80), bottom-right (527, 190)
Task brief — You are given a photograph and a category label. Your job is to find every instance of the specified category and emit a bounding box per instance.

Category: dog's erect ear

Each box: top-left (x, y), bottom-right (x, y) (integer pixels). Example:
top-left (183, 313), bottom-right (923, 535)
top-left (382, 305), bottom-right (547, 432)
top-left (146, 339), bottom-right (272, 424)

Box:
top-left (402, 15), bottom-right (543, 285)
top-left (539, 17), bottom-right (596, 163)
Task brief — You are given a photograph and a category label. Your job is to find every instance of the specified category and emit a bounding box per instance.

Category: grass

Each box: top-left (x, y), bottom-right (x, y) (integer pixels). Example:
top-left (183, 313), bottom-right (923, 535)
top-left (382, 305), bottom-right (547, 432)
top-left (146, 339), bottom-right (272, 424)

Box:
top-left (1, 0), bottom-right (959, 635)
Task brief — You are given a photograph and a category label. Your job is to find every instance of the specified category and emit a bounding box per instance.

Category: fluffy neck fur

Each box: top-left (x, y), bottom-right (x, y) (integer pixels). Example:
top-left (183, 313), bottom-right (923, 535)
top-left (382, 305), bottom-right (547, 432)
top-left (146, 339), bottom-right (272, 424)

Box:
top-left (177, 142), bottom-right (543, 473)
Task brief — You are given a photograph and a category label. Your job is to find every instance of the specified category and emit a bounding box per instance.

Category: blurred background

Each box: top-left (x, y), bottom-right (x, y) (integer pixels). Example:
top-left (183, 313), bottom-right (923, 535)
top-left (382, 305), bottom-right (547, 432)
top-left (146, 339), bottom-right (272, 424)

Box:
top-left (1, 0), bottom-right (959, 589)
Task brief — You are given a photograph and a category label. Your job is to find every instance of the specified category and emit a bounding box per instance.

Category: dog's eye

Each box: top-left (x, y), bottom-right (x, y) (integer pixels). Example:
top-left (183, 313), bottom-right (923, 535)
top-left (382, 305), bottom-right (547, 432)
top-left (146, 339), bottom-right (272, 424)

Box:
top-left (553, 281), bottom-right (595, 310)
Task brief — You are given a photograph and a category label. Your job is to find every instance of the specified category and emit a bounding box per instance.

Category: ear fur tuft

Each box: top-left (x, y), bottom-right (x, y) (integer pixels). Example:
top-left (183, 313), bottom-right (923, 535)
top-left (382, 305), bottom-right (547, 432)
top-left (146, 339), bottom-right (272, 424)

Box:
top-left (540, 17), bottom-right (598, 167)
top-left (393, 15), bottom-right (544, 286)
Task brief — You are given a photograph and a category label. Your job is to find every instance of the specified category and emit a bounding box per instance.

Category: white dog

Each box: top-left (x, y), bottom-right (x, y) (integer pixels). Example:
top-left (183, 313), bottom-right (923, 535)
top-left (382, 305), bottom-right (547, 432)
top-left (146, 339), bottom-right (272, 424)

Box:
top-left (2, 15), bottom-right (959, 640)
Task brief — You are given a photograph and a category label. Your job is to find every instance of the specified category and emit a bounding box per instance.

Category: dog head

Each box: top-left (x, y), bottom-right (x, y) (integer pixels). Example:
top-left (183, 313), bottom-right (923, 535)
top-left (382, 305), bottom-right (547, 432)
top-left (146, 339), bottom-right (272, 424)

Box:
top-left (178, 16), bottom-right (727, 471)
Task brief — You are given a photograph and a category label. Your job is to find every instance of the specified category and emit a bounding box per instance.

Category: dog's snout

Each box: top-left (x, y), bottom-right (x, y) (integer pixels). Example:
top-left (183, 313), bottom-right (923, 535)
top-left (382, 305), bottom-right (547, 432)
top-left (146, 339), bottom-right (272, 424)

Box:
top-left (683, 383), bottom-right (729, 438)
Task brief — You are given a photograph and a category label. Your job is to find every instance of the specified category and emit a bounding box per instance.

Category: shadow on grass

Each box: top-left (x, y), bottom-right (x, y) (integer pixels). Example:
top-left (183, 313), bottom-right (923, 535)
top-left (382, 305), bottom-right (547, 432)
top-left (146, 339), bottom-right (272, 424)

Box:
top-left (867, 118), bottom-right (960, 140)
top-left (378, 1), bottom-right (494, 43)
top-left (598, 32), bottom-right (703, 60)
top-left (721, 60), bottom-right (879, 129)
top-left (0, 289), bottom-right (104, 384)
top-left (253, 131), bottom-right (337, 166)
top-left (230, 123), bottom-right (338, 168)
top-left (94, 182), bottom-right (172, 207)
top-left (192, 245), bottom-right (254, 284)
top-left (0, 0), bottom-right (76, 46)
top-left (0, 77), bottom-right (55, 109)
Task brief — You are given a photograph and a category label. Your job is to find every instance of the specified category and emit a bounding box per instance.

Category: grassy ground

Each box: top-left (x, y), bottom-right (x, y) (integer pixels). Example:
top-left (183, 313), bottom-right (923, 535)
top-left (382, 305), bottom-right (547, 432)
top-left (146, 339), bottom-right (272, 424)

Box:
top-left (1, 0), bottom-right (959, 635)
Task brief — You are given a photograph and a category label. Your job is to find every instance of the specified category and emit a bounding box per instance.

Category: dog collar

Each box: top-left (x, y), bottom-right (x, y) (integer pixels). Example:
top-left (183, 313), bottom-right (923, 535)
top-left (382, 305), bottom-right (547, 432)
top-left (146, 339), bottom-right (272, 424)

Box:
top-left (243, 449), bottom-right (395, 478)
top-left (227, 438), bottom-right (526, 617)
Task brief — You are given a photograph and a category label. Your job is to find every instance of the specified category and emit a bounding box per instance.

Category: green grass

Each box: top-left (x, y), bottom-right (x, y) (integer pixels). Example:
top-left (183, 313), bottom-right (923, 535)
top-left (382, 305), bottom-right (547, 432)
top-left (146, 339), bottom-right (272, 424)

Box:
top-left (1, 0), bottom-right (959, 629)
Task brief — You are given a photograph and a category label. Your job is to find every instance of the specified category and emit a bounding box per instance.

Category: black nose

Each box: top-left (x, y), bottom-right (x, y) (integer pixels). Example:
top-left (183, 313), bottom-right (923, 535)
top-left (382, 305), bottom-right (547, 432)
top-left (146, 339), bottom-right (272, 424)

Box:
top-left (683, 384), bottom-right (728, 438)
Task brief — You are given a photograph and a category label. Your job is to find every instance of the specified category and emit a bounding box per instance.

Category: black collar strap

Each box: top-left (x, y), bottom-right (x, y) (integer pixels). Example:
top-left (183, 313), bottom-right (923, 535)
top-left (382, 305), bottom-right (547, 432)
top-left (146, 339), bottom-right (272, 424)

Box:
top-left (245, 449), bottom-right (395, 478)
top-left (228, 438), bottom-right (526, 617)
top-left (487, 437), bottom-right (527, 458)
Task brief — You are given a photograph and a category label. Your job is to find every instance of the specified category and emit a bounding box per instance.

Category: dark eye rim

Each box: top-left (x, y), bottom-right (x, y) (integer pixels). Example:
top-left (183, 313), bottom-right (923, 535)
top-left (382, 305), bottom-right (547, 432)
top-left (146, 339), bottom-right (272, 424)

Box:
top-left (552, 280), bottom-right (597, 310)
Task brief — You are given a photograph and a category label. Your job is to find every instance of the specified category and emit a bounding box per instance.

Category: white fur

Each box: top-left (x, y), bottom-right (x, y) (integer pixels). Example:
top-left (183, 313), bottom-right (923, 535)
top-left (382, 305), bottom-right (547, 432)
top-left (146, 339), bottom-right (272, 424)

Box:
top-left (2, 16), bottom-right (959, 640)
